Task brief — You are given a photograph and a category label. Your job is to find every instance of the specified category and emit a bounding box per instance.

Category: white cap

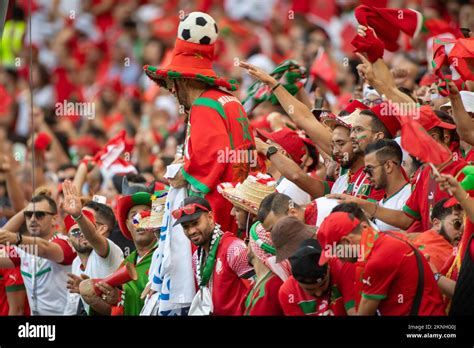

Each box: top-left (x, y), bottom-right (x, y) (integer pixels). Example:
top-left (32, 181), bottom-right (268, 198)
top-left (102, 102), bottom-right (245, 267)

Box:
top-left (440, 91), bottom-right (474, 113)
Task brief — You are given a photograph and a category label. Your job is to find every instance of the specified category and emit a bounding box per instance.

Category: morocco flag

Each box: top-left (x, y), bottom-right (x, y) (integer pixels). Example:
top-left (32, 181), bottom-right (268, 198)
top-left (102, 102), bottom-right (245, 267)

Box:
top-left (310, 47), bottom-right (339, 95)
top-left (432, 38), bottom-right (474, 83)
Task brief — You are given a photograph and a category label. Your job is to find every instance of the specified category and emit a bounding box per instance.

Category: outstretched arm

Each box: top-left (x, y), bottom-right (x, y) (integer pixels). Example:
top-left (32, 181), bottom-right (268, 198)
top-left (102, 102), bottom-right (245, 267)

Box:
top-left (240, 61), bottom-right (333, 155)
top-left (447, 81), bottom-right (474, 145)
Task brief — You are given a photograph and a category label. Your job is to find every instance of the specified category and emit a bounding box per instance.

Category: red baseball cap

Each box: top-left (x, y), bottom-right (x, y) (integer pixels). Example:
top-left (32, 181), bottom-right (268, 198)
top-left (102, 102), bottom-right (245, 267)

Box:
top-left (257, 127), bottom-right (314, 165)
top-left (344, 100), bottom-right (369, 114)
top-left (370, 102), bottom-right (402, 137)
top-left (317, 212), bottom-right (361, 265)
top-left (418, 105), bottom-right (456, 131)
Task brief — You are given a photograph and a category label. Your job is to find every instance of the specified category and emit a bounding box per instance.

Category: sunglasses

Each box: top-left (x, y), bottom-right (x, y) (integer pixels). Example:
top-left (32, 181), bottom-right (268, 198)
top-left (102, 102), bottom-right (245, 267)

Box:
top-left (58, 176), bottom-right (76, 183)
top-left (69, 228), bottom-right (82, 238)
top-left (172, 203), bottom-right (209, 220)
top-left (24, 211), bottom-right (54, 220)
top-left (448, 219), bottom-right (463, 231)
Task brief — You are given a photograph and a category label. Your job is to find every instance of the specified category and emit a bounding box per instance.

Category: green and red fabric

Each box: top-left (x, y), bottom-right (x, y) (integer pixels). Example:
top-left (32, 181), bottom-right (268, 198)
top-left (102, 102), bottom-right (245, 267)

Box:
top-left (144, 39), bottom-right (238, 92)
top-left (116, 192), bottom-right (152, 240)
top-left (243, 271), bottom-right (284, 316)
top-left (432, 38), bottom-right (474, 91)
top-left (182, 88), bottom-right (255, 232)
top-left (243, 60), bottom-right (308, 112)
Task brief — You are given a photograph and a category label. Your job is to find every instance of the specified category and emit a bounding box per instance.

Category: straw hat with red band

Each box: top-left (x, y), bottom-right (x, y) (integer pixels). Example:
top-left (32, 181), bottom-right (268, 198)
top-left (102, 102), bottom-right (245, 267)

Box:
top-left (317, 212), bottom-right (361, 266)
top-left (116, 192), bottom-right (152, 240)
top-left (218, 172), bottom-right (277, 215)
top-left (257, 127), bottom-right (314, 165)
top-left (64, 209), bottom-right (96, 233)
top-left (144, 12), bottom-right (239, 92)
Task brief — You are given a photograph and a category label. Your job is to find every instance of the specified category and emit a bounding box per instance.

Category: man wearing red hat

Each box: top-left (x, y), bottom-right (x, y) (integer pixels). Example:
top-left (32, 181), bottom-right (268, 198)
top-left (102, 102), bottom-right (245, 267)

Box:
top-left (81, 184), bottom-right (157, 316)
top-left (317, 211), bottom-right (445, 315)
top-left (144, 12), bottom-right (255, 233)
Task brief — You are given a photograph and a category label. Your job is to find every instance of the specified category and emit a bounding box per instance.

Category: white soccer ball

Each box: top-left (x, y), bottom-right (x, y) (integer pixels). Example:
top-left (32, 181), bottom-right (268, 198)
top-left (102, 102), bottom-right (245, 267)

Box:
top-left (178, 12), bottom-right (219, 45)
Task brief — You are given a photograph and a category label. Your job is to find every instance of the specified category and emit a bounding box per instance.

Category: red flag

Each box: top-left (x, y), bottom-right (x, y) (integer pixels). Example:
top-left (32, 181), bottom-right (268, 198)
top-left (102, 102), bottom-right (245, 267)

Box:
top-left (398, 109), bottom-right (451, 165)
top-left (93, 130), bottom-right (130, 169)
top-left (310, 47), bottom-right (340, 95)
top-left (449, 38), bottom-right (474, 82)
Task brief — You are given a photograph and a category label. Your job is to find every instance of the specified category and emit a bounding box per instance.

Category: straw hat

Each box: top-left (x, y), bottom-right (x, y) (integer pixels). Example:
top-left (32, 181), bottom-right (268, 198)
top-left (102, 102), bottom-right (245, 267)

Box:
top-left (217, 173), bottom-right (277, 215)
top-left (132, 191), bottom-right (168, 231)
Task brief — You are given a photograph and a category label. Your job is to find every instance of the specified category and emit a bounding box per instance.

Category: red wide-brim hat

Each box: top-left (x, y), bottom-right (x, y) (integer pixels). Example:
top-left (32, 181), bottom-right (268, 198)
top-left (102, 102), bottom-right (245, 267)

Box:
top-left (144, 38), bottom-right (239, 92)
top-left (116, 192), bottom-right (152, 240)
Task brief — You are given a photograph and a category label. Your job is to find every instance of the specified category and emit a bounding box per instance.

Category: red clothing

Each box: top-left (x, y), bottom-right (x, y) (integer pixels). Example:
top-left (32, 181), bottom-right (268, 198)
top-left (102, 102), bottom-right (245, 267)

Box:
top-left (411, 230), bottom-right (454, 272)
top-left (193, 232), bottom-right (252, 315)
top-left (404, 159), bottom-right (468, 232)
top-left (346, 166), bottom-right (385, 202)
top-left (0, 266), bottom-right (29, 316)
top-left (279, 259), bottom-right (356, 316)
top-left (243, 272), bottom-right (284, 316)
top-left (361, 233), bottom-right (445, 315)
top-left (183, 89), bottom-right (255, 233)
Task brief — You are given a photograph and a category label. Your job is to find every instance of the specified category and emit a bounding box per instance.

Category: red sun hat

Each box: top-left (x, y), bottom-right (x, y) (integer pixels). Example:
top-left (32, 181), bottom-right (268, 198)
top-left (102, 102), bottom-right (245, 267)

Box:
top-left (257, 127), bottom-right (314, 165)
top-left (116, 192), bottom-right (152, 240)
top-left (317, 212), bottom-right (361, 266)
top-left (144, 12), bottom-right (238, 92)
top-left (64, 209), bottom-right (96, 233)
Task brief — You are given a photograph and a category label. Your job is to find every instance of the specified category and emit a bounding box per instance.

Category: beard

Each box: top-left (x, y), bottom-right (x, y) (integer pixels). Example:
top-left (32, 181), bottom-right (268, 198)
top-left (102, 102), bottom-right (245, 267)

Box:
top-left (70, 240), bottom-right (93, 254)
top-left (374, 170), bottom-right (388, 190)
top-left (340, 153), bottom-right (359, 169)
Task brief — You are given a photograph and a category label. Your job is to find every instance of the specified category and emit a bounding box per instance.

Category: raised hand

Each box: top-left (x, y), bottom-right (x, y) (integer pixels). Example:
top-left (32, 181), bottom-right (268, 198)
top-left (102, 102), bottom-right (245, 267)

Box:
top-left (62, 180), bottom-right (82, 217)
top-left (239, 61), bottom-right (278, 87)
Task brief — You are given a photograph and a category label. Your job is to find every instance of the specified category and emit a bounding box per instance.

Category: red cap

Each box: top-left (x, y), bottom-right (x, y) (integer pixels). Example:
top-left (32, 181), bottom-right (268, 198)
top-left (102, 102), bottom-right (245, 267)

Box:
top-left (317, 212), bottom-right (360, 265)
top-left (344, 100), bottom-right (369, 114)
top-left (418, 105), bottom-right (456, 131)
top-left (70, 136), bottom-right (101, 154)
top-left (64, 209), bottom-right (96, 233)
top-left (257, 127), bottom-right (313, 165)
top-left (370, 102), bottom-right (402, 137)
top-left (419, 73), bottom-right (438, 87)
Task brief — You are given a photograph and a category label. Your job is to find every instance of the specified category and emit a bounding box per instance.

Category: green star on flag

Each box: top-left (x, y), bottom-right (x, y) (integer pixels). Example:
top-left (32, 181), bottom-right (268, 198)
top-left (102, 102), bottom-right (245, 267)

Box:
top-left (237, 109), bottom-right (252, 141)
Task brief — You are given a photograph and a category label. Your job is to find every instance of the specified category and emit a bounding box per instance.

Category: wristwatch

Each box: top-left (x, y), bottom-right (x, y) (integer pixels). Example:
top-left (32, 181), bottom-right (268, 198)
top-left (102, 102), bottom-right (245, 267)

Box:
top-left (434, 272), bottom-right (442, 282)
top-left (266, 146), bottom-right (278, 159)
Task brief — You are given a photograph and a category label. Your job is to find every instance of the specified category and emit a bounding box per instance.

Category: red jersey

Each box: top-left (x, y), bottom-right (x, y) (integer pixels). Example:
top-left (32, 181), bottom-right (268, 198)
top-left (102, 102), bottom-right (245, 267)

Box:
top-left (360, 233), bottom-right (445, 315)
top-left (193, 232), bottom-right (253, 316)
top-left (279, 259), bottom-right (356, 316)
top-left (183, 89), bottom-right (255, 233)
top-left (411, 230), bottom-right (454, 272)
top-left (243, 272), bottom-right (284, 316)
top-left (403, 159), bottom-right (468, 232)
top-left (0, 266), bottom-right (29, 316)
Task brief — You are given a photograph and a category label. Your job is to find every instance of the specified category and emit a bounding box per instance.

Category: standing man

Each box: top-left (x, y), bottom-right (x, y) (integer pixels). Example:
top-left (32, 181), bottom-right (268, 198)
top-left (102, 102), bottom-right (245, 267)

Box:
top-left (0, 195), bottom-right (76, 315)
top-left (144, 12), bottom-right (255, 232)
top-left (80, 190), bottom-right (157, 315)
top-left (173, 196), bottom-right (254, 315)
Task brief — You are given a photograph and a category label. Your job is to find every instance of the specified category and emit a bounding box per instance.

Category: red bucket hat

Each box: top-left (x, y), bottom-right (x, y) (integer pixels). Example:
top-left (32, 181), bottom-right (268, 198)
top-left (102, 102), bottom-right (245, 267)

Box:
top-left (116, 192), bottom-right (152, 240)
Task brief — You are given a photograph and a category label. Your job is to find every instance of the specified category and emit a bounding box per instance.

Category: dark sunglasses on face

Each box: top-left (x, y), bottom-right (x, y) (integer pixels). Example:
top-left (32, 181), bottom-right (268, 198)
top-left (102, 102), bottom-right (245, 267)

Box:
top-left (58, 176), bottom-right (76, 183)
top-left (24, 211), bottom-right (54, 220)
top-left (69, 228), bottom-right (82, 238)
top-left (450, 220), bottom-right (463, 230)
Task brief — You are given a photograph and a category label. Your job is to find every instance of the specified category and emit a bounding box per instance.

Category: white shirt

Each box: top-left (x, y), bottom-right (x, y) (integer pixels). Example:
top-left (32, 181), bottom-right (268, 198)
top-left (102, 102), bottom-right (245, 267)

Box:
top-left (277, 177), bottom-right (311, 206)
top-left (63, 239), bottom-right (123, 315)
top-left (330, 172), bottom-right (349, 194)
top-left (15, 234), bottom-right (75, 315)
top-left (375, 183), bottom-right (412, 231)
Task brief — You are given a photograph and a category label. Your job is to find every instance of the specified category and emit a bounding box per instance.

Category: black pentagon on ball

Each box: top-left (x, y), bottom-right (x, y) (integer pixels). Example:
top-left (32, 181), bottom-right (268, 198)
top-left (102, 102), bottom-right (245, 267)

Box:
top-left (181, 29), bottom-right (191, 40)
top-left (181, 14), bottom-right (189, 22)
top-left (199, 36), bottom-right (211, 45)
top-left (196, 16), bottom-right (207, 26)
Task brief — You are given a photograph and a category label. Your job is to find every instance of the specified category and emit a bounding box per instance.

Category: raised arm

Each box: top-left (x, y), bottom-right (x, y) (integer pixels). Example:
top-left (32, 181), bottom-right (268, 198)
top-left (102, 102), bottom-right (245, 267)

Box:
top-left (239, 61), bottom-right (333, 155)
top-left (62, 180), bottom-right (109, 257)
top-left (447, 81), bottom-right (474, 145)
top-left (255, 138), bottom-right (328, 198)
